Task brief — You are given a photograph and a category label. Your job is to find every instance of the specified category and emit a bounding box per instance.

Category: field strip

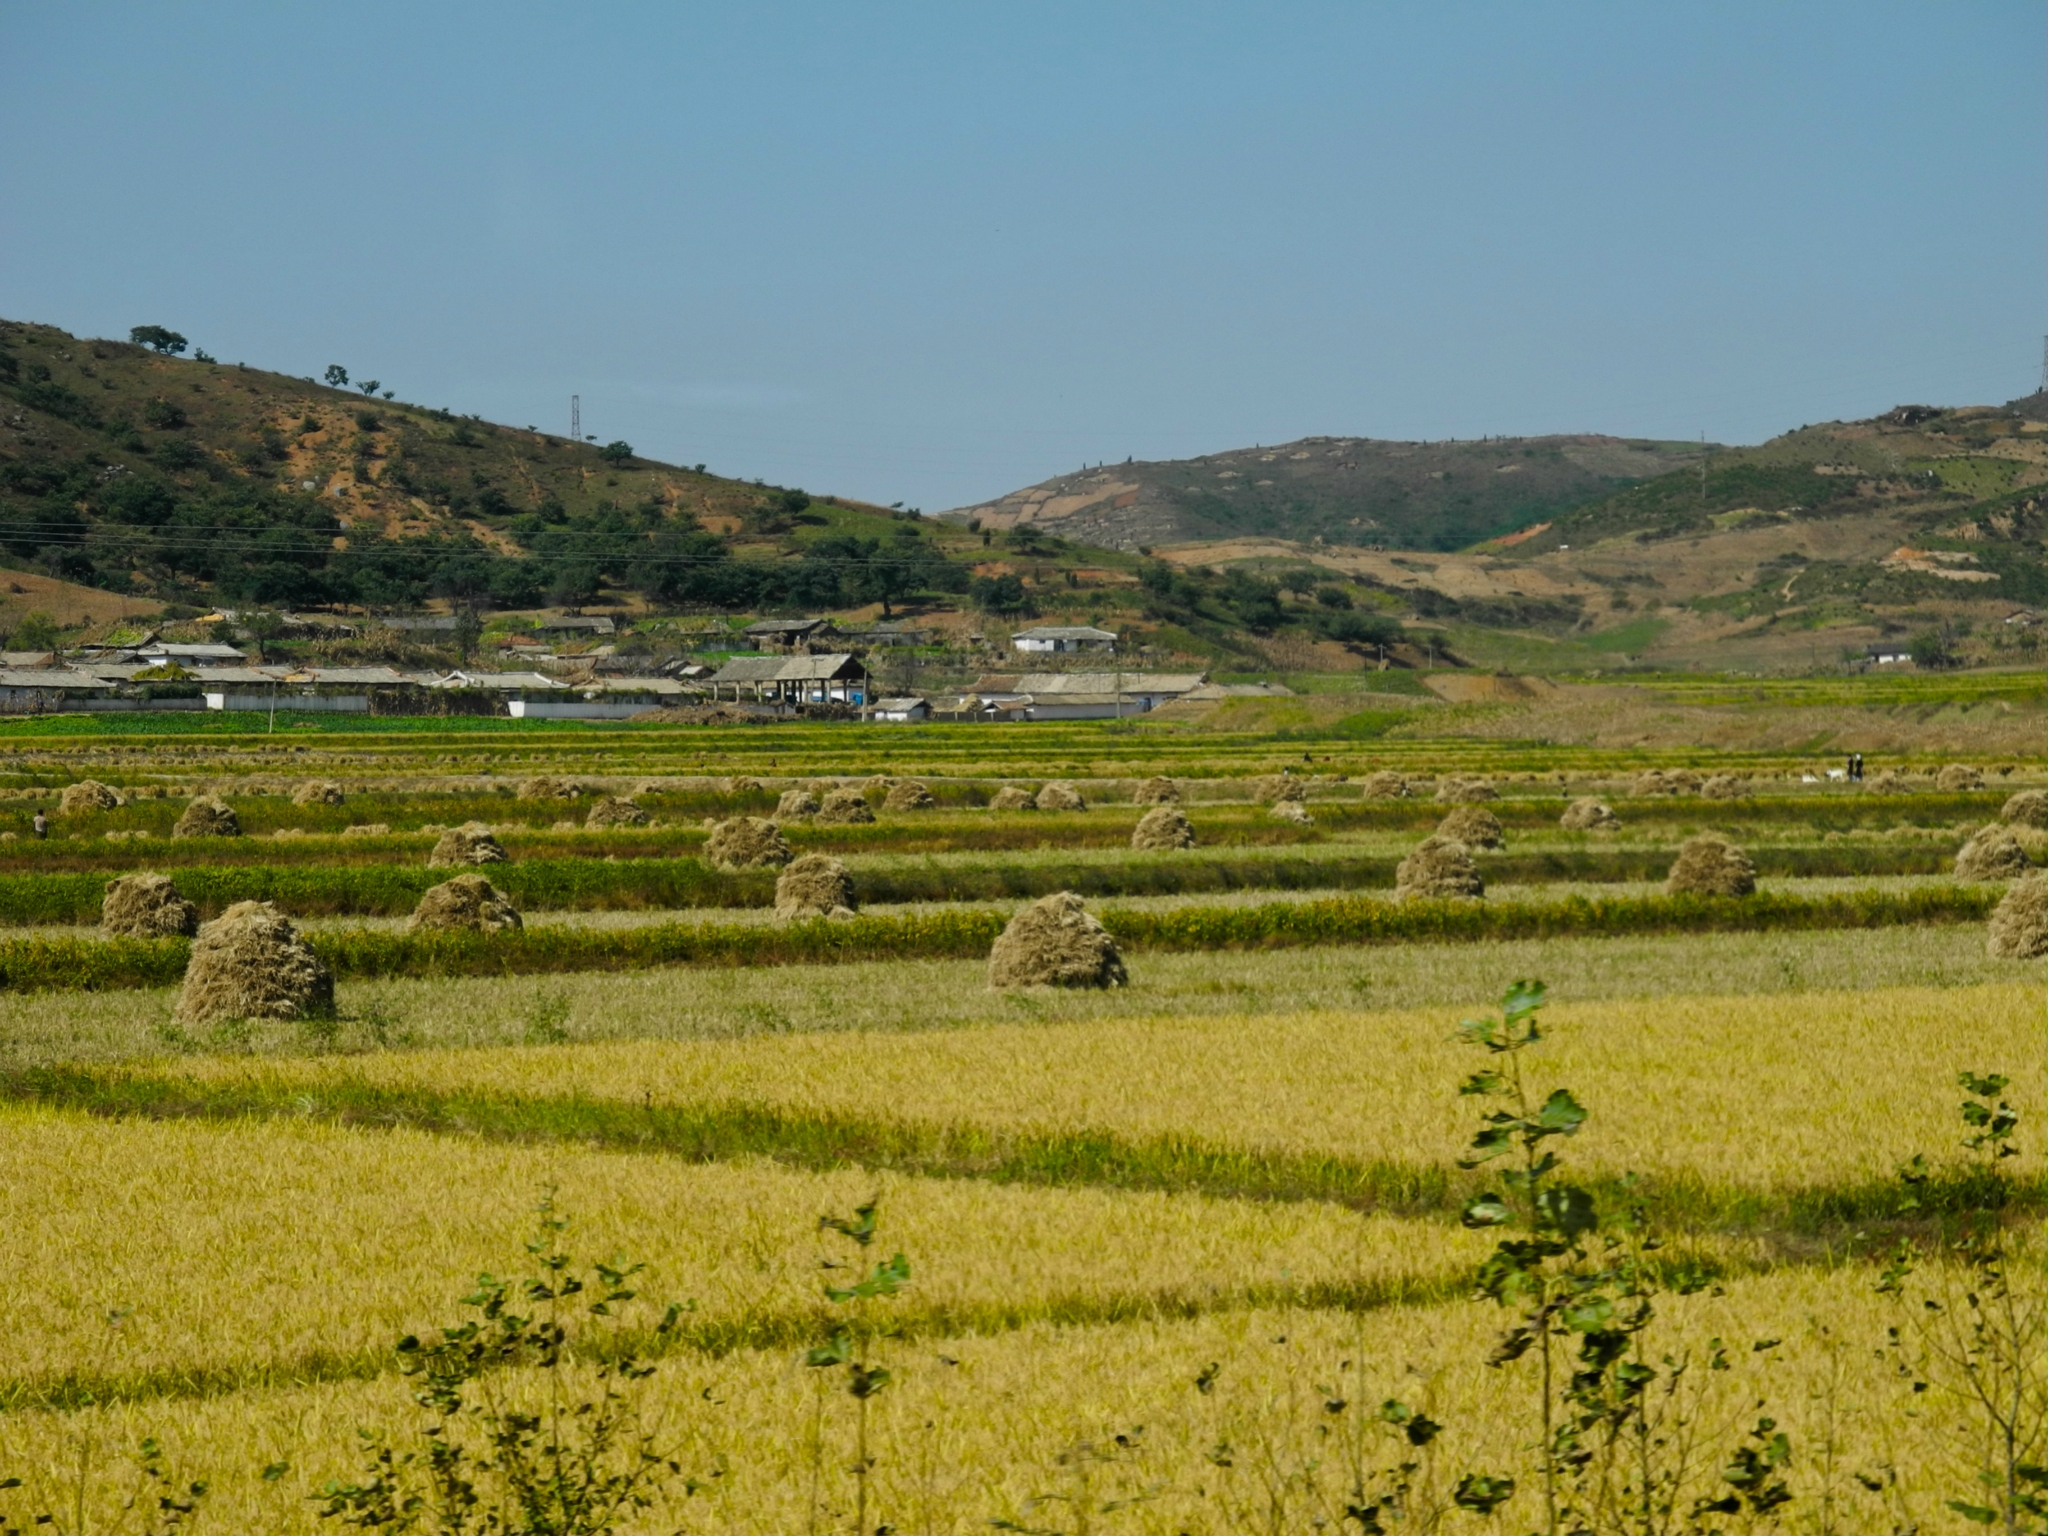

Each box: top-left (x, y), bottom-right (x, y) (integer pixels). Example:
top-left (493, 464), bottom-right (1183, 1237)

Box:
top-left (0, 1102), bottom-right (1534, 1410)
top-left (0, 885), bottom-right (2000, 991)
top-left (0, 844), bottom-right (1963, 925)
top-left (0, 925), bottom-right (2003, 1069)
top-left (51, 984), bottom-right (2041, 1217)
top-left (0, 1269), bottom-right (2003, 1534)
top-left (16, 1059), bottom-right (2032, 1245)
top-left (2, 786), bottom-right (2010, 873)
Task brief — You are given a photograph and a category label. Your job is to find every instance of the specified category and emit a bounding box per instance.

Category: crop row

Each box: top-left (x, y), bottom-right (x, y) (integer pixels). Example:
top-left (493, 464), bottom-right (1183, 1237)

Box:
top-left (0, 794), bottom-right (2007, 875)
top-left (0, 842), bottom-right (1961, 925)
top-left (0, 884), bottom-right (1997, 993)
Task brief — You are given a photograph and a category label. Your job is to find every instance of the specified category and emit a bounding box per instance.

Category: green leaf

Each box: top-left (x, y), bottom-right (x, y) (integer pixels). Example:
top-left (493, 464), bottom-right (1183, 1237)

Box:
top-left (1536, 1184), bottom-right (1598, 1238)
top-left (1452, 1472), bottom-right (1516, 1515)
top-left (803, 1328), bottom-right (850, 1369)
top-left (1535, 1089), bottom-right (1588, 1136)
top-left (1946, 1502), bottom-right (1998, 1524)
top-left (1461, 1194), bottom-right (1512, 1228)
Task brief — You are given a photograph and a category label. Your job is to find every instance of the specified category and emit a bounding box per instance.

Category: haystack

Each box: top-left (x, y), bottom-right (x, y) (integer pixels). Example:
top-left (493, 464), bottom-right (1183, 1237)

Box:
top-left (1560, 797), bottom-right (1617, 832)
top-left (1362, 771), bottom-right (1409, 799)
top-left (59, 779), bottom-right (124, 814)
top-left (428, 822), bottom-right (507, 867)
top-left (100, 873), bottom-right (198, 938)
top-left (1665, 834), bottom-right (1756, 897)
top-left (989, 786), bottom-right (1036, 811)
top-left (1936, 764), bottom-right (1984, 792)
top-left (1036, 782), bottom-right (1087, 812)
top-left (340, 822), bottom-right (391, 838)
top-left (2001, 789), bottom-right (2048, 829)
top-left (518, 775), bottom-right (579, 800)
top-left (1434, 777), bottom-right (1497, 804)
top-left (292, 780), bottom-right (346, 806)
top-left (705, 816), bottom-right (792, 869)
top-left (882, 781), bottom-right (937, 812)
top-left (774, 854), bottom-right (857, 920)
top-left (1954, 825), bottom-right (2032, 883)
top-left (172, 796), bottom-right (240, 838)
top-left (1436, 804), bottom-right (1504, 850)
top-left (1701, 775), bottom-right (1749, 800)
top-left (1130, 806), bottom-right (1196, 851)
top-left (1270, 799), bottom-right (1313, 825)
top-left (172, 901), bottom-right (333, 1027)
top-left (987, 892), bottom-right (1127, 989)
top-left (584, 795), bottom-right (649, 829)
top-left (407, 874), bottom-right (522, 933)
top-left (1865, 769), bottom-right (1911, 794)
top-left (775, 789), bottom-right (821, 820)
top-left (816, 788), bottom-right (877, 825)
top-left (1255, 775), bottom-right (1307, 804)
top-left (1986, 876), bottom-right (2047, 960)
top-left (1395, 836), bottom-right (1483, 900)
top-left (1631, 770), bottom-right (1681, 797)
top-left (723, 775), bottom-right (764, 795)
top-left (1132, 776), bottom-right (1180, 805)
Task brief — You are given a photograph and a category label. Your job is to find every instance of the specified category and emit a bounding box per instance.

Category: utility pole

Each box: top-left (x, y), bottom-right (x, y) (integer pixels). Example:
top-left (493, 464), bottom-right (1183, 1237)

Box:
top-left (2039, 337), bottom-right (2048, 394)
top-left (570, 395), bottom-right (580, 442)
top-left (1699, 432), bottom-right (1708, 503)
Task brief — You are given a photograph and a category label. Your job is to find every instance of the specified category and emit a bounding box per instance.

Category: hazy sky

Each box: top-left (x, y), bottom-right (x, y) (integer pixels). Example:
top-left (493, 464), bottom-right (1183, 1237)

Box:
top-left (3, 4), bottom-right (2040, 510)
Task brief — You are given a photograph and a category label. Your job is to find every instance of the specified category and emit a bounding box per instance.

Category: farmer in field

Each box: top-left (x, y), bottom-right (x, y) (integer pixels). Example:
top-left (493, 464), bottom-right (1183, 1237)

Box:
top-left (30, 811), bottom-right (47, 840)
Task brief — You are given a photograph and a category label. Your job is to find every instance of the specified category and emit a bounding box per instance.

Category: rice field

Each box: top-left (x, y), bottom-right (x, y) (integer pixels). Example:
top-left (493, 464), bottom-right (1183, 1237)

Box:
top-left (0, 714), bottom-right (2037, 1535)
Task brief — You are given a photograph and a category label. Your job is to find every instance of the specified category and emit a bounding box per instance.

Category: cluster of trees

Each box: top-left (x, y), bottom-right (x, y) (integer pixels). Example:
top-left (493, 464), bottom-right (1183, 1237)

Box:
top-left (0, 451), bottom-right (980, 616)
top-left (1135, 559), bottom-right (1404, 645)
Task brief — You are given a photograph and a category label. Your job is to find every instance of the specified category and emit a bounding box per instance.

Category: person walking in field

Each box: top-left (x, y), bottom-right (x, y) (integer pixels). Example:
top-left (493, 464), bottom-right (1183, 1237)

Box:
top-left (31, 811), bottom-right (47, 840)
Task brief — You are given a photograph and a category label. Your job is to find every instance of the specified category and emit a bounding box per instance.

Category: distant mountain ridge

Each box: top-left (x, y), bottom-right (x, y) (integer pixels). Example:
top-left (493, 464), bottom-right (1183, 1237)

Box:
top-left (941, 433), bottom-right (1710, 553)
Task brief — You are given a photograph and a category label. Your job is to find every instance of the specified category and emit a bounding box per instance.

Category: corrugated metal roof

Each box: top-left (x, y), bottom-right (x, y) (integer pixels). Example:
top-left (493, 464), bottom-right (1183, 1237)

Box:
top-left (707, 653), bottom-right (866, 684)
top-left (0, 670), bottom-right (111, 688)
top-left (1014, 672), bottom-right (1206, 696)
top-left (1013, 625), bottom-right (1119, 640)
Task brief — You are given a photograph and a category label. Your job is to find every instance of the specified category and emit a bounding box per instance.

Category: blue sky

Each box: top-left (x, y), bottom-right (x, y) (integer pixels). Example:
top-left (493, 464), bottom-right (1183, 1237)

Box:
top-left (3, 3), bottom-right (2039, 510)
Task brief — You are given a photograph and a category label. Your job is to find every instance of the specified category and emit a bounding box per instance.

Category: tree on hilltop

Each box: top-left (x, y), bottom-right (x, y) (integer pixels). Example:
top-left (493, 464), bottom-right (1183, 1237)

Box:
top-left (129, 325), bottom-right (188, 355)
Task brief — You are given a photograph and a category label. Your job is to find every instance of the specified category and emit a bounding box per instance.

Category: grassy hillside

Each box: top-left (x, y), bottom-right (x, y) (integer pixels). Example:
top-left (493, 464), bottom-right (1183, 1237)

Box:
top-left (0, 318), bottom-right (987, 619)
top-left (940, 433), bottom-right (1709, 552)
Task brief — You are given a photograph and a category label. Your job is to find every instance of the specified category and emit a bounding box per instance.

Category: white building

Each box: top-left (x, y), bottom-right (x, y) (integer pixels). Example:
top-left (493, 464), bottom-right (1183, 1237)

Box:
top-left (1010, 625), bottom-right (1118, 655)
top-left (870, 696), bottom-right (930, 723)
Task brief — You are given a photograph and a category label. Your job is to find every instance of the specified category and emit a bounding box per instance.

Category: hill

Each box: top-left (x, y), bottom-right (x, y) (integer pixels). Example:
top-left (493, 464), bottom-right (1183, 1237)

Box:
top-left (0, 317), bottom-right (983, 623)
top-left (938, 433), bottom-right (1709, 552)
top-left (1135, 404), bottom-right (2048, 673)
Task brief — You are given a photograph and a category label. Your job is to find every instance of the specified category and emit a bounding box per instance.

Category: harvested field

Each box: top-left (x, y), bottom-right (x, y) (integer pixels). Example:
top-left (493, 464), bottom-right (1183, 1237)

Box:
top-left (0, 693), bottom-right (2029, 1530)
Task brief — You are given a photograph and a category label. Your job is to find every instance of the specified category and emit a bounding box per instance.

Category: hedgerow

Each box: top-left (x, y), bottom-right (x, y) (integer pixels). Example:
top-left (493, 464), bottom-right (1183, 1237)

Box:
top-left (0, 885), bottom-right (1995, 993)
top-left (0, 844), bottom-right (1959, 925)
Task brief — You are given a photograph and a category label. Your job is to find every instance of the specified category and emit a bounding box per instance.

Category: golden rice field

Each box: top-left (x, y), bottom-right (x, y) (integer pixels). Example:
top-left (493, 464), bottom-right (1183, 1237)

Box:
top-left (158, 984), bottom-right (2043, 1195)
top-left (0, 719), bottom-right (2038, 1535)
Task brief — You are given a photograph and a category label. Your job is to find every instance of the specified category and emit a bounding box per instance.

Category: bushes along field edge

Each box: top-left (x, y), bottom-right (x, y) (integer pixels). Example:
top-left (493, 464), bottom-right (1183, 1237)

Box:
top-left (0, 843), bottom-right (1973, 927)
top-left (0, 884), bottom-right (1999, 993)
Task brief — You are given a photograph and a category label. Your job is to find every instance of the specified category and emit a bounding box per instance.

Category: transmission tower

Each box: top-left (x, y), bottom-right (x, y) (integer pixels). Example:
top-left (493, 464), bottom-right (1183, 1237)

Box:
top-left (570, 395), bottom-right (581, 441)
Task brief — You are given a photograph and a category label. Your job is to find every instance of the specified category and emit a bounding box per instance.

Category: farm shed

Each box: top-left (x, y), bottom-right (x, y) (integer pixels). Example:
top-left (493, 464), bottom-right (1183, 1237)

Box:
top-left (1010, 625), bottom-right (1119, 654)
top-left (705, 653), bottom-right (868, 705)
